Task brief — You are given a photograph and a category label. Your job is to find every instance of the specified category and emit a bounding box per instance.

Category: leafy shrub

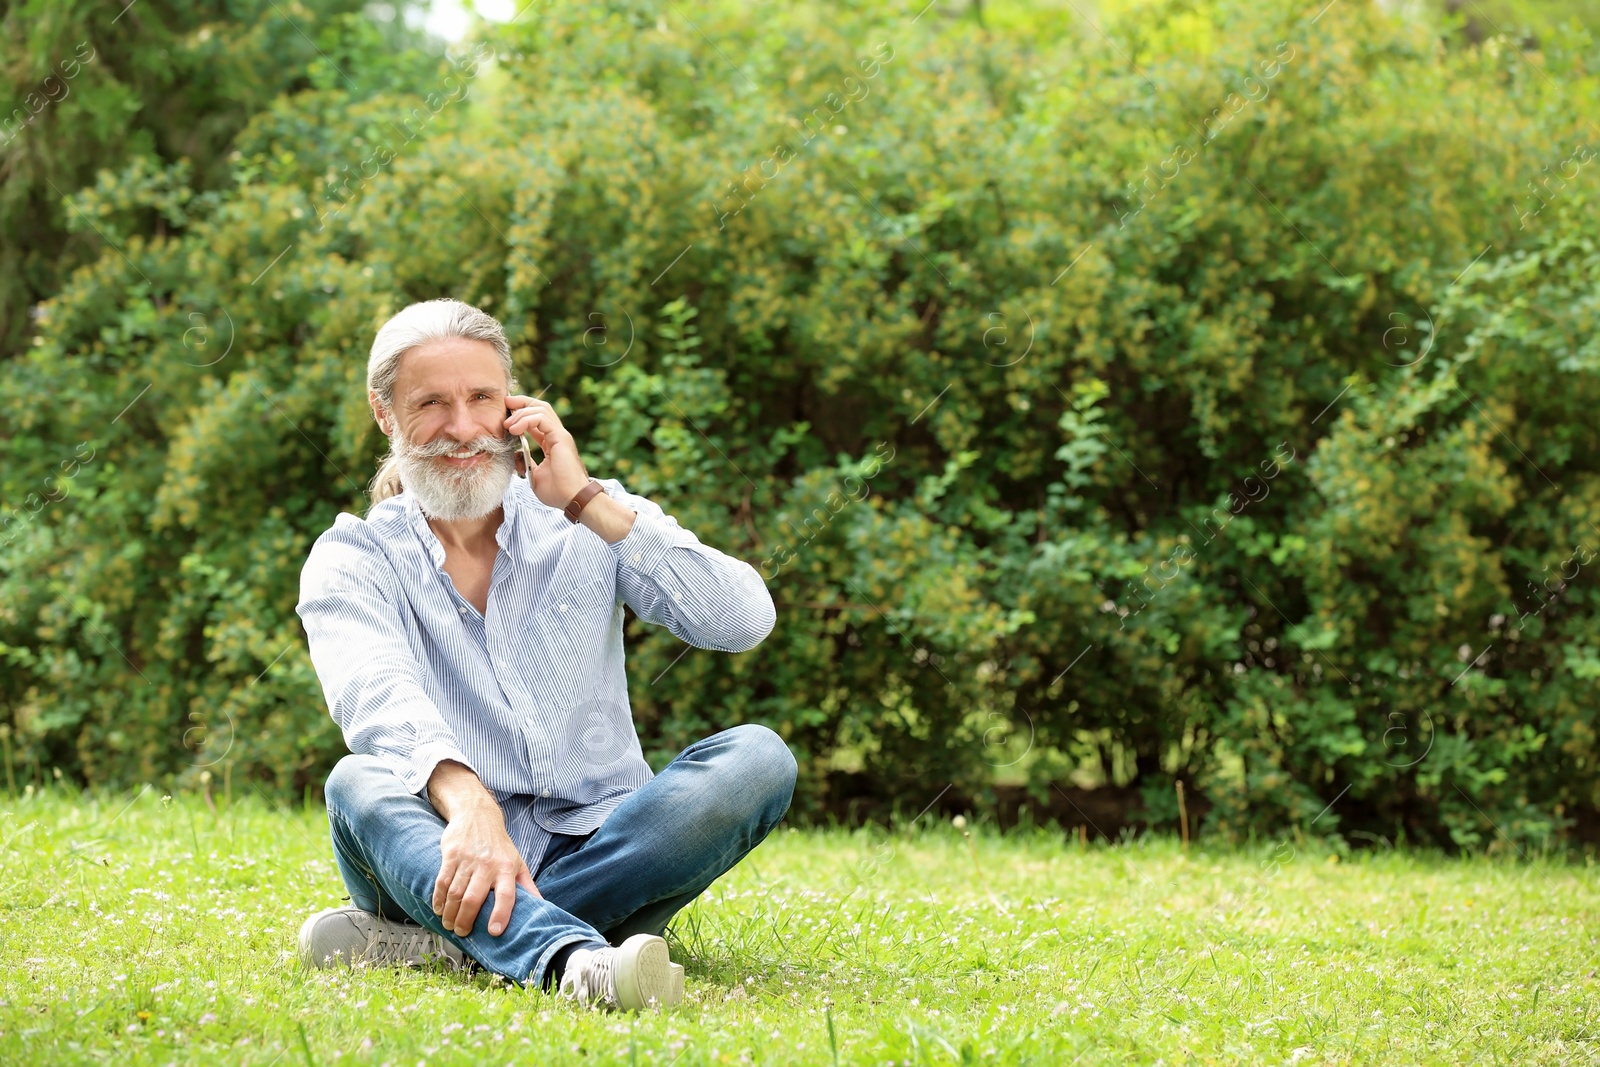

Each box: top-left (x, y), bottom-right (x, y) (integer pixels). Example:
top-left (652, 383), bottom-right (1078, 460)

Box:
top-left (0, 0), bottom-right (438, 359)
top-left (3, 0), bottom-right (1598, 849)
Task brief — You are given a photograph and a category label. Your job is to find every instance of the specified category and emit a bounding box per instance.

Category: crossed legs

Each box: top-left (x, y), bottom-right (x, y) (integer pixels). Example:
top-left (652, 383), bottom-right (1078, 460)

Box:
top-left (322, 723), bottom-right (797, 986)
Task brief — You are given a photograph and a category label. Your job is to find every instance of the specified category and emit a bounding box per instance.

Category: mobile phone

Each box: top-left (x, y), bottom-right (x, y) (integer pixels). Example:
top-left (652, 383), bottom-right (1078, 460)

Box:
top-left (518, 432), bottom-right (535, 483)
top-left (511, 407), bottom-right (535, 485)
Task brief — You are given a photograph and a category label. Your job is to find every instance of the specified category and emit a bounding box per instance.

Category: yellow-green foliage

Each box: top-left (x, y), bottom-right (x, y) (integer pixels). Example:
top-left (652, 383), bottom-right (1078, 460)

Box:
top-left (3, 0), bottom-right (1598, 848)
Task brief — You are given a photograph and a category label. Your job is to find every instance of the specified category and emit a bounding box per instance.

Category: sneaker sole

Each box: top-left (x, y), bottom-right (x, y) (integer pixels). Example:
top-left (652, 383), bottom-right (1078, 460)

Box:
top-left (612, 934), bottom-right (681, 1011)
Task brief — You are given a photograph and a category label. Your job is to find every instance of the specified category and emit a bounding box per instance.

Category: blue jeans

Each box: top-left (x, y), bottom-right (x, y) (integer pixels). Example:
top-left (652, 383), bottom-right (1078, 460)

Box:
top-left (323, 723), bottom-right (797, 987)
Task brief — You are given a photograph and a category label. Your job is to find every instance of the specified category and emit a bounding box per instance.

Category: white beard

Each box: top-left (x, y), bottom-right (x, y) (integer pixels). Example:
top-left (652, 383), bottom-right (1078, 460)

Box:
top-left (391, 422), bottom-right (518, 521)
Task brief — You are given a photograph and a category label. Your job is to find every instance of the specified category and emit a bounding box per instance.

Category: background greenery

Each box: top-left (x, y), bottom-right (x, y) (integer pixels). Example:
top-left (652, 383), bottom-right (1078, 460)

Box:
top-left (3, 0), bottom-right (1599, 850)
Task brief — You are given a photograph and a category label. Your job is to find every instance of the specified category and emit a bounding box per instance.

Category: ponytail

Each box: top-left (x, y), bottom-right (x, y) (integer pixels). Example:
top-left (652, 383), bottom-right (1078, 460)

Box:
top-left (367, 452), bottom-right (404, 510)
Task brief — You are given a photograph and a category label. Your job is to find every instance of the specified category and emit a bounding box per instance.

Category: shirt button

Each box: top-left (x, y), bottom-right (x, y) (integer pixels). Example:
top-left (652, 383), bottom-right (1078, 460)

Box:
top-left (459, 607), bottom-right (467, 615)
top-left (541, 789), bottom-right (551, 798)
top-left (559, 603), bottom-right (568, 613)
top-left (632, 553), bottom-right (642, 563)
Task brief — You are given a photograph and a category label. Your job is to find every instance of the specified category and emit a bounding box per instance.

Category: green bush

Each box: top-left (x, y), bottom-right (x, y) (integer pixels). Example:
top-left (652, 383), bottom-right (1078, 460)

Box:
top-left (0, 0), bottom-right (439, 360)
top-left (3, 0), bottom-right (1598, 849)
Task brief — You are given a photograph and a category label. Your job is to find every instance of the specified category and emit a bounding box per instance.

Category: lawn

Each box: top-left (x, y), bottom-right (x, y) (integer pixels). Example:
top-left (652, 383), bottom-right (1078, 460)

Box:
top-left (1, 786), bottom-right (1597, 1066)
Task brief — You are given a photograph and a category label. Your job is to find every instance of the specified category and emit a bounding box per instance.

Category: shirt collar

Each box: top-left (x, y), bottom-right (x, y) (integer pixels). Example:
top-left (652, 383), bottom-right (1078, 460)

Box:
top-left (495, 477), bottom-right (524, 553)
top-left (403, 475), bottom-right (526, 569)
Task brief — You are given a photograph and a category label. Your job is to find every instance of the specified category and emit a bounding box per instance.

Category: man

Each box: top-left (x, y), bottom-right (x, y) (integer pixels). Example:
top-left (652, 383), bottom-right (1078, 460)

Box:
top-left (294, 297), bottom-right (796, 1011)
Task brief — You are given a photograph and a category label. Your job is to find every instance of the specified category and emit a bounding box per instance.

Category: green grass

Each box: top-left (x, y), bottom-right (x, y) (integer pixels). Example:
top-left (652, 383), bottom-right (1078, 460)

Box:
top-left (2, 786), bottom-right (1598, 1065)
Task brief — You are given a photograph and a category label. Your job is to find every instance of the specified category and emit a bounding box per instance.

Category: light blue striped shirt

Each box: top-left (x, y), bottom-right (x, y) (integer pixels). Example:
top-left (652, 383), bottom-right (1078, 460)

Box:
top-left (295, 474), bottom-right (775, 873)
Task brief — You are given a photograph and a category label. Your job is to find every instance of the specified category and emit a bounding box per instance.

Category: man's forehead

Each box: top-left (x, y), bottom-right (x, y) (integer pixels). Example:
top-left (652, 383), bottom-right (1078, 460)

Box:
top-left (393, 340), bottom-right (507, 398)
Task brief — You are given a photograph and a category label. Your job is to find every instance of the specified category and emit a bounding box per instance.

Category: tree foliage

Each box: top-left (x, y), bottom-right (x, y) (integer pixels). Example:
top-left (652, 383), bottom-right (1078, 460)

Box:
top-left (3, 0), bottom-right (1599, 848)
top-left (0, 0), bottom-right (437, 358)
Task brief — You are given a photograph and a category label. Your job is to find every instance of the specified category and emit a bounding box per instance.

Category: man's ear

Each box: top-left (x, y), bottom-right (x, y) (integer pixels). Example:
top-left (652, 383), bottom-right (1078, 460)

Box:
top-left (369, 391), bottom-right (393, 435)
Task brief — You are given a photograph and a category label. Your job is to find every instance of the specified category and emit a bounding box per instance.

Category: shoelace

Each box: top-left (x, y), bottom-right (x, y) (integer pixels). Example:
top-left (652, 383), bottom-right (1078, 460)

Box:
top-left (369, 922), bottom-right (454, 967)
top-left (562, 949), bottom-right (618, 1007)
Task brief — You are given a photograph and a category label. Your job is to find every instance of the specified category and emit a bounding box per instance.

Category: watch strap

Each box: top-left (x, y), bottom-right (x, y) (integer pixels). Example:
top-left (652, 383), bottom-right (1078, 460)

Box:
top-left (564, 479), bottom-right (605, 523)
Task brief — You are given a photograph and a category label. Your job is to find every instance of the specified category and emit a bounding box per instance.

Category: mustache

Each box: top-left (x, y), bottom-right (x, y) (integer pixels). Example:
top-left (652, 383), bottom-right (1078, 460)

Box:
top-left (396, 431), bottom-right (519, 460)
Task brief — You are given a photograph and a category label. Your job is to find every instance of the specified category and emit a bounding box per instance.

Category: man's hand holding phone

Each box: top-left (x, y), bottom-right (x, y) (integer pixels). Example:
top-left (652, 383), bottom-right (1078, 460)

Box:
top-left (505, 395), bottom-right (636, 542)
top-left (505, 396), bottom-right (591, 510)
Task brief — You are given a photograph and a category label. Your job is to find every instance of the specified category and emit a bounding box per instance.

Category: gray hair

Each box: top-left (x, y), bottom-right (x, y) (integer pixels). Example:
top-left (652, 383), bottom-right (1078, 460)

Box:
top-left (365, 298), bottom-right (517, 506)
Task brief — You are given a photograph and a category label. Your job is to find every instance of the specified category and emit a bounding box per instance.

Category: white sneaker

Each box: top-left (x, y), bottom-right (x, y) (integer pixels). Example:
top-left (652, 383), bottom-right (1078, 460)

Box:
top-left (298, 906), bottom-right (467, 971)
top-left (558, 933), bottom-right (682, 1011)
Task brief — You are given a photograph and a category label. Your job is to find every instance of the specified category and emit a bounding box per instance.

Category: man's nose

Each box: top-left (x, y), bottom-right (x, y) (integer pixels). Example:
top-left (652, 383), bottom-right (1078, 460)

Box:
top-left (443, 400), bottom-right (483, 442)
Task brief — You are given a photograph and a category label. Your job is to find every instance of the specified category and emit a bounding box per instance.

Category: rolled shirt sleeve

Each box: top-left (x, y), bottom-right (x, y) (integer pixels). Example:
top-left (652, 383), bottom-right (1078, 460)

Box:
top-left (600, 478), bottom-right (776, 652)
top-left (296, 518), bottom-right (474, 794)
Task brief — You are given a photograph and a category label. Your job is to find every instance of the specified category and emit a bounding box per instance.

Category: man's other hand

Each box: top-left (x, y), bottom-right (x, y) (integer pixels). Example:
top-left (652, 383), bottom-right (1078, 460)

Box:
top-left (427, 760), bottom-right (540, 937)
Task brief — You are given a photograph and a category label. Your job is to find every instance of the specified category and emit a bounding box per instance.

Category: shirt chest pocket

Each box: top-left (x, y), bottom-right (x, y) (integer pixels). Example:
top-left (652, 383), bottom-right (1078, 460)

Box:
top-left (530, 575), bottom-right (619, 665)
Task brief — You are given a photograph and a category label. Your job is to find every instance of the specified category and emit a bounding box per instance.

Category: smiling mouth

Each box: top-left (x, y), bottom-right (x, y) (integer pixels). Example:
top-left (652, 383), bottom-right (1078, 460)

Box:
top-left (439, 450), bottom-right (485, 464)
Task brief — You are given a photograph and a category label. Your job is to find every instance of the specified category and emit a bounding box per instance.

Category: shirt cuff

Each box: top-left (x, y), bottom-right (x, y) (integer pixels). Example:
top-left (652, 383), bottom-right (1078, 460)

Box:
top-left (406, 739), bottom-right (476, 800)
top-left (608, 499), bottom-right (677, 576)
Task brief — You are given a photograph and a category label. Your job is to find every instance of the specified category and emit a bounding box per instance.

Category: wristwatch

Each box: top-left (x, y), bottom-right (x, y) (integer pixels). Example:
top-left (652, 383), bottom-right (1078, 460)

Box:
top-left (563, 479), bottom-right (605, 523)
